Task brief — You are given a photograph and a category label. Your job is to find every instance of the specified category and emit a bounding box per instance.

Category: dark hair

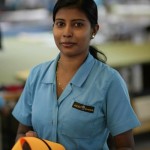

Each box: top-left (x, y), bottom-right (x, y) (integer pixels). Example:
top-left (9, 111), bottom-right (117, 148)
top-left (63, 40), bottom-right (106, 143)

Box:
top-left (53, 0), bottom-right (107, 63)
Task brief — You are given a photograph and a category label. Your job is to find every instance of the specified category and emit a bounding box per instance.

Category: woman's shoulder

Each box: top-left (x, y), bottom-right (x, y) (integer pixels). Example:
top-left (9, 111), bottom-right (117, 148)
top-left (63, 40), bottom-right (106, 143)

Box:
top-left (28, 59), bottom-right (55, 81)
top-left (95, 60), bottom-right (125, 84)
top-left (96, 60), bottom-right (118, 76)
top-left (32, 60), bottom-right (54, 71)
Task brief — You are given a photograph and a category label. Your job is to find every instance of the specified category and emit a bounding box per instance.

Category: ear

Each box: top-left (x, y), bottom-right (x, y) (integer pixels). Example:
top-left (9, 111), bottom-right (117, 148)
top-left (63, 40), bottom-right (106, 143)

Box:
top-left (92, 24), bottom-right (99, 36)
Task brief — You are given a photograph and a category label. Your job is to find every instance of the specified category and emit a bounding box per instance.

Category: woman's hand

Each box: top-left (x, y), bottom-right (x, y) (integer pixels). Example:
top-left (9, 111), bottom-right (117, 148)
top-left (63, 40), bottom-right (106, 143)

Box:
top-left (15, 123), bottom-right (36, 141)
top-left (25, 130), bottom-right (38, 137)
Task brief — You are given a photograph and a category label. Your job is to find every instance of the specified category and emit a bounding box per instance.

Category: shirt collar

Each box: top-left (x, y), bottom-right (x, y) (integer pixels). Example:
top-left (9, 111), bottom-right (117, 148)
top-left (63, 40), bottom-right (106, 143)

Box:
top-left (42, 54), bottom-right (60, 84)
top-left (71, 53), bottom-right (95, 87)
top-left (42, 53), bottom-right (95, 86)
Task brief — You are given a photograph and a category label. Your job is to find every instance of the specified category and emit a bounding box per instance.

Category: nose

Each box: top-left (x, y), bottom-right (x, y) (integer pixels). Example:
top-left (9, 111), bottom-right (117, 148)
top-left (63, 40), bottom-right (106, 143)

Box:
top-left (63, 25), bottom-right (73, 38)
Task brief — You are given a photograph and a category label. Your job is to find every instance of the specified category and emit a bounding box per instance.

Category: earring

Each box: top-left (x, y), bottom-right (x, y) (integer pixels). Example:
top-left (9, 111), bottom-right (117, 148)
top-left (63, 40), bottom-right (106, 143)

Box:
top-left (91, 34), bottom-right (95, 39)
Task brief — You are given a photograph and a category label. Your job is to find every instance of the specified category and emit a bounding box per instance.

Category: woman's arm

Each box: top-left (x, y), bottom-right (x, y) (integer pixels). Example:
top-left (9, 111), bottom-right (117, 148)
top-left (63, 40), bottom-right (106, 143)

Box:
top-left (15, 123), bottom-right (37, 141)
top-left (112, 130), bottom-right (135, 150)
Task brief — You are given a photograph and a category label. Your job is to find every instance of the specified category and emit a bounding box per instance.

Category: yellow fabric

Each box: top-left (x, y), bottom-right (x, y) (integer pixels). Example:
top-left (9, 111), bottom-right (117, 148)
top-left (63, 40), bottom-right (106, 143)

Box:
top-left (12, 137), bottom-right (65, 150)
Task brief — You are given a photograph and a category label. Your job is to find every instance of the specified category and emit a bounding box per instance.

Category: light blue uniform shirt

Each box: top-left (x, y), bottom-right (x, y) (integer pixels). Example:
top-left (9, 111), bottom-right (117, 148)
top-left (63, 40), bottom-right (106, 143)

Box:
top-left (12, 53), bottom-right (140, 150)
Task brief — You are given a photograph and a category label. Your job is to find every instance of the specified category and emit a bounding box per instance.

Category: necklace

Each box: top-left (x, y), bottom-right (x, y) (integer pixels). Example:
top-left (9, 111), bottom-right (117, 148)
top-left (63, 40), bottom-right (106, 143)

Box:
top-left (56, 59), bottom-right (76, 92)
top-left (56, 73), bottom-right (64, 90)
top-left (56, 61), bottom-right (67, 91)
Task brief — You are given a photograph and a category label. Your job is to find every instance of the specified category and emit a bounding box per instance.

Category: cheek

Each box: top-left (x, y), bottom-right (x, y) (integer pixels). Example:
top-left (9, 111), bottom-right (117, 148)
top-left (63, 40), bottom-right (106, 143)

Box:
top-left (77, 31), bottom-right (91, 44)
top-left (78, 28), bottom-right (91, 39)
top-left (53, 30), bottom-right (60, 44)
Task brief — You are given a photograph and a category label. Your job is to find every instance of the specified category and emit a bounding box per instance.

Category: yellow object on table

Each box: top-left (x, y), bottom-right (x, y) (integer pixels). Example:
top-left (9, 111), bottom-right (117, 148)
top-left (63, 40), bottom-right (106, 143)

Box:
top-left (15, 70), bottom-right (30, 82)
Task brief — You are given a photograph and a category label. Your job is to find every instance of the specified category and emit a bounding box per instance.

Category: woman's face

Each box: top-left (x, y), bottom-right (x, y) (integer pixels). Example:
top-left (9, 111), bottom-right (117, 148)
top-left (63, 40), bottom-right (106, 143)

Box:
top-left (53, 7), bottom-right (97, 58)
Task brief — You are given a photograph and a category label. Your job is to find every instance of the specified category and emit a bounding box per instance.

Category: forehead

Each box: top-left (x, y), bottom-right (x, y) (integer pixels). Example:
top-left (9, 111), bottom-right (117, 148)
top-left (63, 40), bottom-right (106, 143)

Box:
top-left (55, 7), bottom-right (89, 21)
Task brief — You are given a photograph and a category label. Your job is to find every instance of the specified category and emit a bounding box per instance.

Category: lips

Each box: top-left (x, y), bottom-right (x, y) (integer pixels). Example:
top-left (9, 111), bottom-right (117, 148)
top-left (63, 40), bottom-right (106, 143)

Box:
top-left (60, 42), bottom-right (76, 47)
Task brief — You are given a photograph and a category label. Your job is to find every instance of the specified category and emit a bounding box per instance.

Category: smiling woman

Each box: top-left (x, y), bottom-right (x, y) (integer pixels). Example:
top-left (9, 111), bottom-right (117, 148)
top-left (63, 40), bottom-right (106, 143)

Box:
top-left (53, 5), bottom-right (100, 60)
top-left (12, 0), bottom-right (140, 150)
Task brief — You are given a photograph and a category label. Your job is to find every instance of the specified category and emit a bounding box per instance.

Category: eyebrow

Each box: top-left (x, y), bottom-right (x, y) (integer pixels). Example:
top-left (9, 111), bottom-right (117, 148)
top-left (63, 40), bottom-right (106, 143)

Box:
top-left (55, 18), bottom-right (86, 22)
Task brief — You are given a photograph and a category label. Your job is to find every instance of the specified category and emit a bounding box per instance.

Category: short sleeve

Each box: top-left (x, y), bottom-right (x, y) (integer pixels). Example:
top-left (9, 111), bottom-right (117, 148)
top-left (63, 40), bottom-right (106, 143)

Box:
top-left (104, 70), bottom-right (140, 136)
top-left (12, 70), bottom-right (33, 126)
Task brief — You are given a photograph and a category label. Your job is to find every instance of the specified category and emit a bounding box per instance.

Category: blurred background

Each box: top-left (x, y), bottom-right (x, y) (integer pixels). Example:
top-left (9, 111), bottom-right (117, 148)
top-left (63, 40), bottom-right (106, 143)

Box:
top-left (0, 0), bottom-right (150, 149)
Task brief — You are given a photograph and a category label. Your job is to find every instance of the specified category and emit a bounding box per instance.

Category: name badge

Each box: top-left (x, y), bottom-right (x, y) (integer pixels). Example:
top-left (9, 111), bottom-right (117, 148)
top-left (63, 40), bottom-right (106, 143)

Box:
top-left (72, 102), bottom-right (94, 113)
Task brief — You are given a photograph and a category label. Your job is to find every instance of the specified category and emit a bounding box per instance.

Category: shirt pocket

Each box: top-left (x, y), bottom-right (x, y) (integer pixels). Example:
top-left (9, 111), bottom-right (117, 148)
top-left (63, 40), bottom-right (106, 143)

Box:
top-left (60, 100), bottom-right (105, 139)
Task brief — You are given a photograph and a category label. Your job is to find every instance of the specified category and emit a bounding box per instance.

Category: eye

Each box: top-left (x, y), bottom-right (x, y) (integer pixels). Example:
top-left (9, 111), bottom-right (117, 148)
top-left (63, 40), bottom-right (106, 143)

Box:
top-left (55, 21), bottom-right (65, 28)
top-left (74, 22), bottom-right (84, 28)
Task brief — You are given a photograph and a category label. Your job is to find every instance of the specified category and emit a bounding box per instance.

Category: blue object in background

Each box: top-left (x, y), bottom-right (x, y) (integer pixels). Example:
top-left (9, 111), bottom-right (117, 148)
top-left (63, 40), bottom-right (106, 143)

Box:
top-left (0, 96), bottom-right (5, 108)
top-left (94, 0), bottom-right (104, 6)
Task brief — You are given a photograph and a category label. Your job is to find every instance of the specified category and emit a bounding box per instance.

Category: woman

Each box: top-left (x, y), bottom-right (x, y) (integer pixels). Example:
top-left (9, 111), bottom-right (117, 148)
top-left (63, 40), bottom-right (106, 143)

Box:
top-left (12, 0), bottom-right (140, 149)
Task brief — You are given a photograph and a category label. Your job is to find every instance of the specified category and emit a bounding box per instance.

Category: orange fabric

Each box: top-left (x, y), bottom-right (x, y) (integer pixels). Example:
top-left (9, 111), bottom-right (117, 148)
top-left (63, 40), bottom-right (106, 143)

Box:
top-left (12, 137), bottom-right (65, 150)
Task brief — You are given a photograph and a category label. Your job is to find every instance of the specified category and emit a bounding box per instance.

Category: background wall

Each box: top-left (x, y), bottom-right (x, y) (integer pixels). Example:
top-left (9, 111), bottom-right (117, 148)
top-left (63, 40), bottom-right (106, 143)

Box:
top-left (0, 32), bottom-right (58, 84)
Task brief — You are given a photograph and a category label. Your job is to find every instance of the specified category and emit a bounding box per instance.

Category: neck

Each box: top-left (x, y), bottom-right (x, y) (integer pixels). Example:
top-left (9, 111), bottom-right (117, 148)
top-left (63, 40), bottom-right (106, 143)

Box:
top-left (58, 54), bottom-right (88, 73)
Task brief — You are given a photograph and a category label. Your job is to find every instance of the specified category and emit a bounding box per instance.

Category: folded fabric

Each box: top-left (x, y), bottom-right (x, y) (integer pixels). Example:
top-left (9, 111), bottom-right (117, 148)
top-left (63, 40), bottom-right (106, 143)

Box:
top-left (12, 137), bottom-right (65, 150)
